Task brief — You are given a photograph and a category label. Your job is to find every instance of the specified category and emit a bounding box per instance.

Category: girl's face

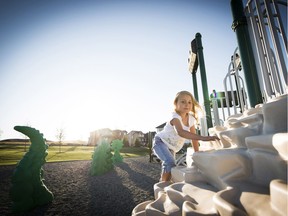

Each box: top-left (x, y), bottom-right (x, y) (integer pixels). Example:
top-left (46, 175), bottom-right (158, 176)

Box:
top-left (175, 94), bottom-right (193, 114)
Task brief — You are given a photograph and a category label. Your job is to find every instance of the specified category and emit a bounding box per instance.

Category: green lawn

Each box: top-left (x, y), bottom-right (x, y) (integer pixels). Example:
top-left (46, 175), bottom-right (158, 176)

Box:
top-left (0, 144), bottom-right (150, 165)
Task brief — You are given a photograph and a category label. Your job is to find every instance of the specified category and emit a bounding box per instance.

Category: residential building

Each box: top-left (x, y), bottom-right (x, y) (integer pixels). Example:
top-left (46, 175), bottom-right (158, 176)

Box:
top-left (127, 131), bottom-right (145, 147)
top-left (88, 128), bottom-right (127, 145)
top-left (156, 122), bottom-right (166, 132)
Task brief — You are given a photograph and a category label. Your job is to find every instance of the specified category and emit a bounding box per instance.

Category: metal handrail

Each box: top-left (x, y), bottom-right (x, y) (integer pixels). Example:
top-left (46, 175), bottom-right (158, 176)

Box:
top-left (245, 0), bottom-right (287, 98)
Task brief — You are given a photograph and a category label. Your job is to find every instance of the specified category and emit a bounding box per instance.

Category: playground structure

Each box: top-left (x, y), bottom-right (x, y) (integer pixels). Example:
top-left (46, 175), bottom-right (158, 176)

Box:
top-left (111, 139), bottom-right (124, 163)
top-left (90, 139), bottom-right (124, 176)
top-left (132, 0), bottom-right (287, 215)
top-left (91, 140), bottom-right (114, 176)
top-left (10, 126), bottom-right (53, 213)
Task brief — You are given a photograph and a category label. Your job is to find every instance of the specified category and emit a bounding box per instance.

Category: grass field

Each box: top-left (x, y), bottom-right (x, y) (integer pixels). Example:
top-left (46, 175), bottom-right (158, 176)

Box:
top-left (0, 144), bottom-right (150, 165)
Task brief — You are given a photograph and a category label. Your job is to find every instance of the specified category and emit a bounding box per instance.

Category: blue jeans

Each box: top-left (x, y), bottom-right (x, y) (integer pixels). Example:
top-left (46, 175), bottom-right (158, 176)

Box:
top-left (153, 136), bottom-right (176, 173)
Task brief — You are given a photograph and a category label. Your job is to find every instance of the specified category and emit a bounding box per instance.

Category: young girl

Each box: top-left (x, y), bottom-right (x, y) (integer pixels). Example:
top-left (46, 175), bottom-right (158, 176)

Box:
top-left (153, 90), bottom-right (219, 182)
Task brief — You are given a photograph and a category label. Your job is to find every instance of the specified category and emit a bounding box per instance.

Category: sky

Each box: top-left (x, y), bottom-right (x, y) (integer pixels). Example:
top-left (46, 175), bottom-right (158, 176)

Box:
top-left (0, 0), bottom-right (240, 141)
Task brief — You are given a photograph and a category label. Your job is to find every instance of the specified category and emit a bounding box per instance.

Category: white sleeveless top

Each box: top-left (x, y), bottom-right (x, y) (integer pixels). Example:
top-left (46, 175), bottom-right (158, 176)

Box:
top-left (156, 112), bottom-right (196, 152)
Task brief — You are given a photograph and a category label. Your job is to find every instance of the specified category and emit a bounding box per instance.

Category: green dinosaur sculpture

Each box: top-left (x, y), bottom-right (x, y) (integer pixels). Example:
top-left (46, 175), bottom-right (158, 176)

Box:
top-left (111, 139), bottom-right (124, 163)
top-left (10, 126), bottom-right (53, 213)
top-left (91, 140), bottom-right (113, 176)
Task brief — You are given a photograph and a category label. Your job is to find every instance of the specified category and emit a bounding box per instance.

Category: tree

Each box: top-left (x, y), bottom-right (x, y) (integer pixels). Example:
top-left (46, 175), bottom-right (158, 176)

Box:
top-left (55, 128), bottom-right (65, 153)
top-left (21, 124), bottom-right (31, 152)
top-left (123, 135), bottom-right (129, 147)
top-left (134, 138), bottom-right (141, 147)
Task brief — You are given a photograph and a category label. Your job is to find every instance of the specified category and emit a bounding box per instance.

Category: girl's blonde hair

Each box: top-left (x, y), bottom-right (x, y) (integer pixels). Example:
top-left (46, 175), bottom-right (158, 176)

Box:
top-left (174, 91), bottom-right (202, 123)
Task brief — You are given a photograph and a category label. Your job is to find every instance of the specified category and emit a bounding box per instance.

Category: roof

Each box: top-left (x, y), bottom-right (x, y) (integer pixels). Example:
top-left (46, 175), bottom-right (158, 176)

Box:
top-left (156, 122), bottom-right (166, 129)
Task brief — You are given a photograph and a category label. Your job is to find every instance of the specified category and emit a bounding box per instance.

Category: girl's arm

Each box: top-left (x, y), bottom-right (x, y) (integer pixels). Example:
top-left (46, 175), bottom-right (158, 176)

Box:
top-left (171, 118), bottom-right (219, 142)
top-left (190, 126), bottom-right (199, 152)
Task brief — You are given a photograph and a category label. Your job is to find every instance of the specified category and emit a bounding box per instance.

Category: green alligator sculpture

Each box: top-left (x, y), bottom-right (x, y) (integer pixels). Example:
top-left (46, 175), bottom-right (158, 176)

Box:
top-left (10, 126), bottom-right (53, 213)
top-left (111, 139), bottom-right (124, 164)
top-left (91, 140), bottom-right (113, 176)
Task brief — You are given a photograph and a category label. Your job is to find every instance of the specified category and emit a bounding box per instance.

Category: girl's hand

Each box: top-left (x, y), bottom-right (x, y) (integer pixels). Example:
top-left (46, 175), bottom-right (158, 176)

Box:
top-left (203, 135), bottom-right (220, 141)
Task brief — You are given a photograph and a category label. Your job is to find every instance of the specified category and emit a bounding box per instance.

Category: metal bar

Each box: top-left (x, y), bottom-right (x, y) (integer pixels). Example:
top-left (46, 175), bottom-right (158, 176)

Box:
top-left (239, 76), bottom-right (249, 110)
top-left (220, 98), bottom-right (226, 121)
top-left (246, 1), bottom-right (274, 97)
top-left (195, 33), bottom-right (213, 129)
top-left (273, 0), bottom-right (287, 50)
top-left (254, 0), bottom-right (281, 95)
top-left (228, 68), bottom-right (237, 114)
top-left (224, 70), bottom-right (231, 116)
top-left (232, 48), bottom-right (246, 112)
top-left (263, 0), bottom-right (287, 91)
top-left (192, 72), bottom-right (199, 102)
top-left (211, 99), bottom-right (220, 126)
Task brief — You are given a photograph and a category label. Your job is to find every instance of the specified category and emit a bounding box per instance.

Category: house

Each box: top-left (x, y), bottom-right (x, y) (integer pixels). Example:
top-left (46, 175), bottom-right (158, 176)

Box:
top-left (112, 129), bottom-right (128, 140)
top-left (88, 128), bottom-right (112, 145)
top-left (88, 128), bottom-right (127, 145)
top-left (127, 131), bottom-right (145, 147)
top-left (156, 122), bottom-right (166, 132)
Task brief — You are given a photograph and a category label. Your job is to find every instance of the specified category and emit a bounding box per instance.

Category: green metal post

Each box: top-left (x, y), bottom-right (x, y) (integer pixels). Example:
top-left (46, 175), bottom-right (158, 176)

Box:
top-left (195, 33), bottom-right (213, 129)
top-left (231, 0), bottom-right (263, 107)
top-left (148, 132), bottom-right (152, 163)
top-left (192, 72), bottom-right (199, 102)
